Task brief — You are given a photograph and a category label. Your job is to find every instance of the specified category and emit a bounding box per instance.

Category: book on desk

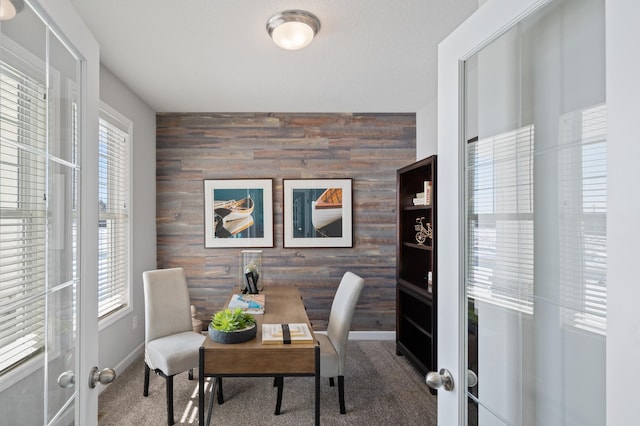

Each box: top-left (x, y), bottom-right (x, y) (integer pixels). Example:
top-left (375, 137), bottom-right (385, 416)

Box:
top-left (227, 293), bottom-right (265, 314)
top-left (262, 323), bottom-right (314, 344)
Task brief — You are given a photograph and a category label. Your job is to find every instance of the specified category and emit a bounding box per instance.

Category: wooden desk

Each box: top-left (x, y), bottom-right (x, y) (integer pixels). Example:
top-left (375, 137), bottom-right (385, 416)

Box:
top-left (198, 286), bottom-right (320, 426)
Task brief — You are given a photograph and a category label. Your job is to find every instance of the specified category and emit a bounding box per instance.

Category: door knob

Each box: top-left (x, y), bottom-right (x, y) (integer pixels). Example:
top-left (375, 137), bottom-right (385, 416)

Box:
top-left (88, 366), bottom-right (116, 388)
top-left (425, 368), bottom-right (454, 391)
top-left (57, 371), bottom-right (75, 388)
top-left (467, 370), bottom-right (478, 388)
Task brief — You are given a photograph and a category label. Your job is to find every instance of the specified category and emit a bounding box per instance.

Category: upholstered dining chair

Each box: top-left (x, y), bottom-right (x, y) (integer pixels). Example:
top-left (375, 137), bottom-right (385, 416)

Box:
top-left (275, 271), bottom-right (364, 415)
top-left (142, 267), bottom-right (208, 425)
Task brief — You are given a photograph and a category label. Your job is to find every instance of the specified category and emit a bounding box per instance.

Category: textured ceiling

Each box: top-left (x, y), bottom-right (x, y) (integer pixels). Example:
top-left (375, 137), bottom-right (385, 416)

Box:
top-left (69, 0), bottom-right (477, 113)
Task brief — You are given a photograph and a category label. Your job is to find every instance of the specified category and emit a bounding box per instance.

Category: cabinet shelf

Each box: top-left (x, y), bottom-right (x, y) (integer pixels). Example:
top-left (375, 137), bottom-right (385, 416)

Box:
top-left (402, 241), bottom-right (432, 251)
top-left (396, 155), bottom-right (437, 382)
top-left (403, 205), bottom-right (433, 211)
top-left (401, 314), bottom-right (432, 338)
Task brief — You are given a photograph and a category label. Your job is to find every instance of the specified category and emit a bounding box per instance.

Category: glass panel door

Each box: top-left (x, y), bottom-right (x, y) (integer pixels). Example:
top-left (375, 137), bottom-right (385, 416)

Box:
top-left (0, 3), bottom-right (82, 424)
top-left (463, 0), bottom-right (606, 424)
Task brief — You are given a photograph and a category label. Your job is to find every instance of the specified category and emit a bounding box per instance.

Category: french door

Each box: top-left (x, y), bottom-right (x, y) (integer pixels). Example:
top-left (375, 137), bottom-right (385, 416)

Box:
top-left (437, 0), bottom-right (640, 424)
top-left (0, 1), bottom-right (100, 424)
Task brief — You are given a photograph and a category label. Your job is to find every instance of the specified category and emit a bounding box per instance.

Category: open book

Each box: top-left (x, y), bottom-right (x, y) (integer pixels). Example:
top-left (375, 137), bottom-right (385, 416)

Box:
top-left (262, 323), bottom-right (314, 344)
top-left (227, 293), bottom-right (265, 314)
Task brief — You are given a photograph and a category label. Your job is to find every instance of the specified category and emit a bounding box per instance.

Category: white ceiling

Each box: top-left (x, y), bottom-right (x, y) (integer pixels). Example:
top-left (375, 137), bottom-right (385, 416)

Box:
top-left (68, 0), bottom-right (477, 113)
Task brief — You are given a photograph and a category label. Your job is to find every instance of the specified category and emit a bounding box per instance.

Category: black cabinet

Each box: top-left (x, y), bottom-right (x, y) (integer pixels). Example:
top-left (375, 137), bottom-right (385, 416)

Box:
top-left (396, 156), bottom-right (437, 381)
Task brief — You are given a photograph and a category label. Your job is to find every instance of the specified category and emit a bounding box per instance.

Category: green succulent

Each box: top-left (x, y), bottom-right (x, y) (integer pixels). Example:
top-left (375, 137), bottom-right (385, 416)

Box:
top-left (211, 308), bottom-right (256, 332)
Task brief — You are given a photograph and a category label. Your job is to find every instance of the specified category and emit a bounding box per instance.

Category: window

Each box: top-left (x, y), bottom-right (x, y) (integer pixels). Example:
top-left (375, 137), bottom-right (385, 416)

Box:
top-left (0, 56), bottom-right (48, 374)
top-left (98, 104), bottom-right (131, 321)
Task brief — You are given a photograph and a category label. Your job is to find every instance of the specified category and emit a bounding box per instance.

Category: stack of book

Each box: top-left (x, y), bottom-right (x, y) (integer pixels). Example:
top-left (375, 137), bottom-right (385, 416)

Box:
top-left (261, 323), bottom-right (314, 344)
top-left (412, 181), bottom-right (432, 206)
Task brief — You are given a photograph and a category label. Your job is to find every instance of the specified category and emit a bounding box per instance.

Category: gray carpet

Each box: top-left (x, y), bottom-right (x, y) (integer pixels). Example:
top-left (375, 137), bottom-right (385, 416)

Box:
top-left (98, 340), bottom-right (436, 425)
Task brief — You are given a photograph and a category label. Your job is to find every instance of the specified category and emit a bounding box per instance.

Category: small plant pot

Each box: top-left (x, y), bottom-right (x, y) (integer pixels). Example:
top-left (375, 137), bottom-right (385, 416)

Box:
top-left (208, 323), bottom-right (257, 344)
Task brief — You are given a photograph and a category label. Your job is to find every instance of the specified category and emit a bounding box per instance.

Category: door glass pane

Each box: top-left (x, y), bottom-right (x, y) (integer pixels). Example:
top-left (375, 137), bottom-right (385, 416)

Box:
top-left (47, 285), bottom-right (76, 423)
top-left (464, 0), bottom-right (606, 425)
top-left (47, 25), bottom-right (81, 425)
top-left (0, 3), bottom-right (81, 424)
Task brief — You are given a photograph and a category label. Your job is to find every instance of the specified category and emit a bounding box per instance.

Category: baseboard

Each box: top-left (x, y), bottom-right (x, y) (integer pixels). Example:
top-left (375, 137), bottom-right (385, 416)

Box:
top-left (315, 330), bottom-right (395, 341)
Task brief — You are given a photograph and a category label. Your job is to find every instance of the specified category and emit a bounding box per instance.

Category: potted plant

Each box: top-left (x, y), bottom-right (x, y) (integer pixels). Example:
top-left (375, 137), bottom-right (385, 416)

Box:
top-left (208, 308), bottom-right (257, 344)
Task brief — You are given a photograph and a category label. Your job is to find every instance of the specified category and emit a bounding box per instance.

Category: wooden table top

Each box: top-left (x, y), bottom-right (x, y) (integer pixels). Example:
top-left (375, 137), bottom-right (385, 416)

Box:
top-left (200, 285), bottom-right (318, 375)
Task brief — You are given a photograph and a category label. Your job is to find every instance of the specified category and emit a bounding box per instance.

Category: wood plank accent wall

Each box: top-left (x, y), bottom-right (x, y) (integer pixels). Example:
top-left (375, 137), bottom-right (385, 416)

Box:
top-left (156, 113), bottom-right (416, 331)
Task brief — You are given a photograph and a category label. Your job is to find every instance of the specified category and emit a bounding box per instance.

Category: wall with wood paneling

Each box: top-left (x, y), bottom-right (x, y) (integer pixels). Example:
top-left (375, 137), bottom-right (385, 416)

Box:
top-left (156, 113), bottom-right (416, 331)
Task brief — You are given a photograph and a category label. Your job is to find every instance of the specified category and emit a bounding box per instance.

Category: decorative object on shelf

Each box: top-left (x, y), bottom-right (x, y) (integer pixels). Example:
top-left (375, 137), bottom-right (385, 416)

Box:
top-left (283, 178), bottom-right (353, 248)
top-left (208, 308), bottom-right (257, 344)
top-left (203, 179), bottom-right (273, 248)
top-left (240, 249), bottom-right (263, 293)
top-left (266, 10), bottom-right (321, 50)
top-left (414, 216), bottom-right (433, 245)
top-left (412, 181), bottom-right (433, 205)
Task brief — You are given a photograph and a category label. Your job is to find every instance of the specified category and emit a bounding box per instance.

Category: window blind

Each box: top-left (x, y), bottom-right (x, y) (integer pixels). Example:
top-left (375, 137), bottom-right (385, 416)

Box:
top-left (0, 59), bottom-right (48, 374)
top-left (466, 126), bottom-right (535, 314)
top-left (559, 104), bottom-right (607, 334)
top-left (98, 108), bottom-right (130, 320)
top-left (466, 105), bottom-right (607, 334)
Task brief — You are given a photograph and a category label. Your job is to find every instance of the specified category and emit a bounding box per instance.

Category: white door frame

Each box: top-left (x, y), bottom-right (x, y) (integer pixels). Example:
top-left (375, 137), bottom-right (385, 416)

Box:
top-left (436, 0), bottom-right (640, 424)
top-left (37, 0), bottom-right (101, 423)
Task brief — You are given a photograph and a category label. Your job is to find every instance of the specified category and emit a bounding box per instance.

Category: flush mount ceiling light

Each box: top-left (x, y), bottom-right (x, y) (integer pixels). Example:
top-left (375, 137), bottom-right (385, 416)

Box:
top-left (266, 10), bottom-right (321, 51)
top-left (0, 0), bottom-right (23, 21)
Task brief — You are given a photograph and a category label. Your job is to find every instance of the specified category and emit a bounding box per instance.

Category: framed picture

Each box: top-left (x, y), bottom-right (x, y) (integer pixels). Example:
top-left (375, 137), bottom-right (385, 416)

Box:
top-left (204, 179), bottom-right (273, 248)
top-left (283, 179), bottom-right (353, 248)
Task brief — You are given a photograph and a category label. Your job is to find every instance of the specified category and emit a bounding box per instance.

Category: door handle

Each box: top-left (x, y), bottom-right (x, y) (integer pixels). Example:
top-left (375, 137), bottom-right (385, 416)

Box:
top-left (57, 371), bottom-right (75, 388)
top-left (425, 368), bottom-right (454, 391)
top-left (467, 369), bottom-right (478, 388)
top-left (88, 366), bottom-right (116, 388)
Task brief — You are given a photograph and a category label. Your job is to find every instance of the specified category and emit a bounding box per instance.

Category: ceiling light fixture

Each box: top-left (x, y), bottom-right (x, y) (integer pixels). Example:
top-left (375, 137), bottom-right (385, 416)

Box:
top-left (0, 0), bottom-right (23, 21)
top-left (266, 10), bottom-right (321, 51)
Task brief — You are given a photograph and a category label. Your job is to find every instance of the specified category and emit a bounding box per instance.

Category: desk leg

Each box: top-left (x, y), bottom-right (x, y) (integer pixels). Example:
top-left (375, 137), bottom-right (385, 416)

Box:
top-left (198, 347), bottom-right (204, 426)
top-left (206, 378), bottom-right (217, 426)
top-left (315, 345), bottom-right (320, 426)
top-left (274, 376), bottom-right (284, 415)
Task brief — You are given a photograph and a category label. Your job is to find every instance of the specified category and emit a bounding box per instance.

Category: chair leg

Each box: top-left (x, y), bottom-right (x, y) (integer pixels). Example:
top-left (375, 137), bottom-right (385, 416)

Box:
top-left (143, 363), bottom-right (150, 397)
top-left (274, 376), bottom-right (284, 415)
top-left (329, 377), bottom-right (335, 387)
top-left (166, 375), bottom-right (174, 425)
top-left (338, 376), bottom-right (346, 414)
top-left (217, 377), bottom-right (224, 404)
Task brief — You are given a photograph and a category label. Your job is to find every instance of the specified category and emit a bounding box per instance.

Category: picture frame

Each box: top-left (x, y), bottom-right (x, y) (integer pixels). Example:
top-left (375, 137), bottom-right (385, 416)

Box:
top-left (283, 179), bottom-right (353, 248)
top-left (204, 179), bottom-right (273, 248)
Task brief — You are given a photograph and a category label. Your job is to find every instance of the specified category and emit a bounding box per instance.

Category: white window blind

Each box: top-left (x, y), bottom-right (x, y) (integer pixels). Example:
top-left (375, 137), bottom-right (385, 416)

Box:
top-left (98, 107), bottom-right (130, 320)
top-left (559, 104), bottom-right (607, 334)
top-left (0, 59), bottom-right (48, 374)
top-left (466, 126), bottom-right (535, 314)
top-left (466, 105), bottom-right (607, 334)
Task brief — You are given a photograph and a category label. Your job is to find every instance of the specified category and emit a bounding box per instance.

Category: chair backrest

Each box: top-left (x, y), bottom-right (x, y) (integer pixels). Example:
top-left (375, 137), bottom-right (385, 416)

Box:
top-left (143, 267), bottom-right (193, 344)
top-left (326, 271), bottom-right (365, 374)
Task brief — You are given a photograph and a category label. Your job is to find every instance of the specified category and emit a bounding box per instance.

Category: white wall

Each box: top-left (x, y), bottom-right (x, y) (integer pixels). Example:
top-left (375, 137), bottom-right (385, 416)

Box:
top-left (416, 101), bottom-right (438, 160)
top-left (97, 66), bottom-right (156, 374)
